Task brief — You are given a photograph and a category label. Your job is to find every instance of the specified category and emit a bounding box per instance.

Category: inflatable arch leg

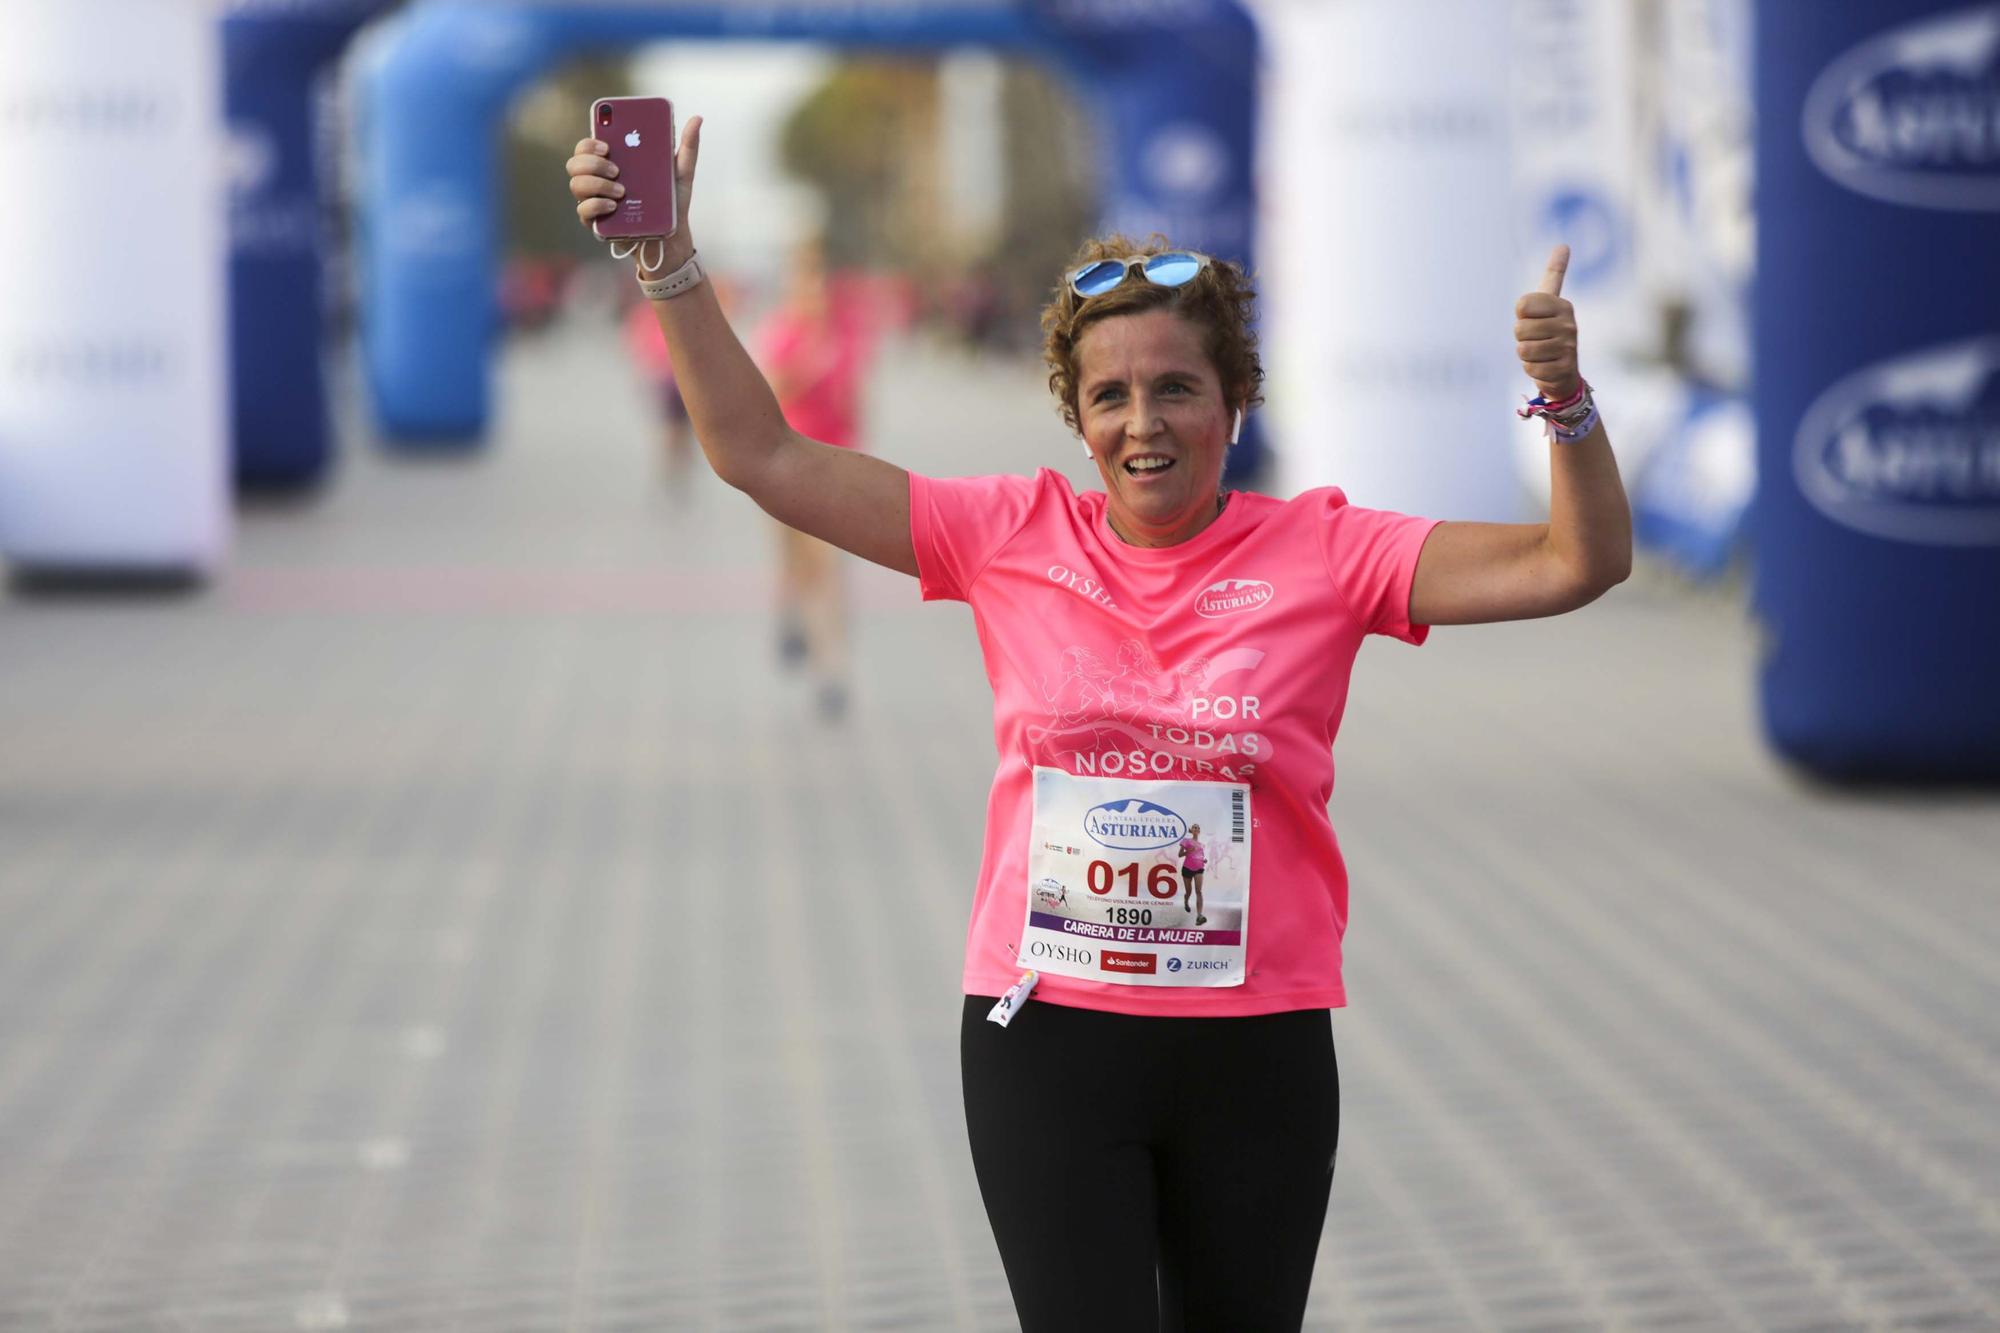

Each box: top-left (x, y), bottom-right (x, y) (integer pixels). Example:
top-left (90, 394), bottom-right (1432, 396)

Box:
top-left (1752, 0), bottom-right (2000, 781)
top-left (226, 1), bottom-right (400, 491)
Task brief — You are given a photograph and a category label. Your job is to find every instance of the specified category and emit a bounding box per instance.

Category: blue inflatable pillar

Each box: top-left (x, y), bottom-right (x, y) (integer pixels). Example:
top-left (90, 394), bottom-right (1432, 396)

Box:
top-left (357, 6), bottom-right (560, 443)
top-left (225, 1), bottom-right (396, 488)
top-left (1753, 0), bottom-right (2000, 780)
top-left (1040, 5), bottom-right (1265, 478)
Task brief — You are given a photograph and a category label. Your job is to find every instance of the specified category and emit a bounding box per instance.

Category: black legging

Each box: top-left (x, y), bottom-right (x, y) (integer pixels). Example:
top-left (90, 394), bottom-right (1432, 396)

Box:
top-left (961, 995), bottom-right (1339, 1332)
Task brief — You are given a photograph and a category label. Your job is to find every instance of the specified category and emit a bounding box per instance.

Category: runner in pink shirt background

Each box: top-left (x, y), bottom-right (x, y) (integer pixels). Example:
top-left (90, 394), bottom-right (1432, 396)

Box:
top-left (753, 237), bottom-right (876, 719)
top-left (568, 121), bottom-right (1631, 1332)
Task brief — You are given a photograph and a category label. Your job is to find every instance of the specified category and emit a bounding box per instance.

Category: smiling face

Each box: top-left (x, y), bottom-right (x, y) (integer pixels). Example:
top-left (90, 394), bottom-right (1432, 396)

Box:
top-left (1075, 308), bottom-right (1234, 548)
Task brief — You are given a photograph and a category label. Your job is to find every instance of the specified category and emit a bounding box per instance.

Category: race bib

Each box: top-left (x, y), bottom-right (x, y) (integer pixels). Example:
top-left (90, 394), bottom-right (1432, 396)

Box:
top-left (1021, 768), bottom-right (1250, 987)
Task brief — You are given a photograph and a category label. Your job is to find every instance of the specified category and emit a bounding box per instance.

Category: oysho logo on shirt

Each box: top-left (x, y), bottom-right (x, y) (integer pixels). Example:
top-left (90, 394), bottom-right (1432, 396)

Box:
top-left (1194, 578), bottom-right (1274, 618)
top-left (1793, 333), bottom-right (2000, 546)
top-left (1802, 4), bottom-right (2000, 212)
top-left (1047, 564), bottom-right (1117, 609)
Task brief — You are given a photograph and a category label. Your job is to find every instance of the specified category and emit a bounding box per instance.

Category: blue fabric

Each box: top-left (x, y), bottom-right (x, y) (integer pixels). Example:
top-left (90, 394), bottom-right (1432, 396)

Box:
top-left (225, 1), bottom-right (399, 488)
top-left (1752, 0), bottom-right (2000, 779)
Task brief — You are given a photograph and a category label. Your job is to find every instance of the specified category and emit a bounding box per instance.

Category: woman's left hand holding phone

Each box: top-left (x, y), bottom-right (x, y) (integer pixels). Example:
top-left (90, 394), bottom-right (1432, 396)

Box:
top-left (567, 115), bottom-right (702, 277)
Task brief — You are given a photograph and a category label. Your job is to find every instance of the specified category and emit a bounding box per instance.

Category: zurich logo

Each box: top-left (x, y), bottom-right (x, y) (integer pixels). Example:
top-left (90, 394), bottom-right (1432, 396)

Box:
top-left (1166, 957), bottom-right (1183, 973)
top-left (1083, 800), bottom-right (1188, 851)
top-left (1802, 3), bottom-right (2000, 211)
top-left (1194, 579), bottom-right (1274, 618)
top-left (1793, 334), bottom-right (2000, 546)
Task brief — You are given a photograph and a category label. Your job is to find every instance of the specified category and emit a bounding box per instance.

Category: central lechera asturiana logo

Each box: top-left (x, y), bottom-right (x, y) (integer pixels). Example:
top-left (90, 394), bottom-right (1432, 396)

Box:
top-left (1194, 578), bottom-right (1273, 619)
top-left (1083, 799), bottom-right (1188, 850)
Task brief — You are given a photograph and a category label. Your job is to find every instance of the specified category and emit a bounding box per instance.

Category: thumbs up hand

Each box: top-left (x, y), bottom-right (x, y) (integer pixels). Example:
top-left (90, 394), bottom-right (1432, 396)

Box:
top-left (1514, 244), bottom-right (1580, 402)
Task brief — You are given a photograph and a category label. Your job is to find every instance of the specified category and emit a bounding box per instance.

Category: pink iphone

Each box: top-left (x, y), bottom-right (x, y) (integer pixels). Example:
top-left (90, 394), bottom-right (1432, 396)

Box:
top-left (589, 97), bottom-right (677, 240)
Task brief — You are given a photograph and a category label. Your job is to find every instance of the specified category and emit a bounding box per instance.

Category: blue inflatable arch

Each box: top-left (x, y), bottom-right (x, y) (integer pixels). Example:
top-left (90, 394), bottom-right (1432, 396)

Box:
top-left (354, 0), bottom-right (1261, 457)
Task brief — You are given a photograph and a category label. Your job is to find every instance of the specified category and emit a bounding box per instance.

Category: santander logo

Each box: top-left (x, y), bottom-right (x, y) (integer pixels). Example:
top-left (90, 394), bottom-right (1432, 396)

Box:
top-left (1194, 578), bottom-right (1274, 618)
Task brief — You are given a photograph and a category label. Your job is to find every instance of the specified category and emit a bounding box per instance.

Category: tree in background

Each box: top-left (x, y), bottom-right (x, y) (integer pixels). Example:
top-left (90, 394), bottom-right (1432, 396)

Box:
top-left (495, 56), bottom-right (637, 331)
top-left (777, 58), bottom-right (941, 270)
top-left (778, 55), bottom-right (1094, 349)
top-left (994, 61), bottom-right (1095, 342)
top-left (506, 55), bottom-right (636, 262)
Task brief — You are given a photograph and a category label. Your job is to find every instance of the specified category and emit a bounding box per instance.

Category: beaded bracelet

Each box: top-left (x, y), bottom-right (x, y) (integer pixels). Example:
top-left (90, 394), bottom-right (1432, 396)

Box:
top-left (1518, 378), bottom-right (1599, 441)
top-left (1548, 400), bottom-right (1601, 441)
top-left (1517, 377), bottom-right (1588, 420)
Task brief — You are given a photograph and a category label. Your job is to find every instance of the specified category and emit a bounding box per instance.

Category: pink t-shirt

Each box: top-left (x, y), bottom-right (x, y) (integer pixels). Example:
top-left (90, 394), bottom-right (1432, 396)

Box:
top-left (623, 300), bottom-right (674, 386)
top-left (1177, 836), bottom-right (1207, 871)
top-left (756, 307), bottom-right (866, 449)
top-left (911, 468), bottom-right (1441, 1017)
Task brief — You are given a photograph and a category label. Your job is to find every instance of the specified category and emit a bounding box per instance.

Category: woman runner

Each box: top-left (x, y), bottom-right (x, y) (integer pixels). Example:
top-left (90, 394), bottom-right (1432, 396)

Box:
top-left (1178, 822), bottom-right (1207, 924)
top-left (567, 117), bottom-right (1629, 1332)
top-left (753, 236), bottom-right (874, 718)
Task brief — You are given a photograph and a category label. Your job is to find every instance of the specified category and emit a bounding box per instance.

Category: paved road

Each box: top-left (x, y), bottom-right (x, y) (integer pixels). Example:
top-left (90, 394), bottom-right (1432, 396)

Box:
top-left (2, 322), bottom-right (1996, 1330)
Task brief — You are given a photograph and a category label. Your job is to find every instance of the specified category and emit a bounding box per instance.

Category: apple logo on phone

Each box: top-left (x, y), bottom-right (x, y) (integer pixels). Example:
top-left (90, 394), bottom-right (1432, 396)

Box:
top-left (625, 130), bottom-right (642, 148)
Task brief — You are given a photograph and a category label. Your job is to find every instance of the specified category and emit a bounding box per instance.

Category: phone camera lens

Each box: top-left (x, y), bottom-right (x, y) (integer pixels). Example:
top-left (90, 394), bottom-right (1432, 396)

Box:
top-left (599, 106), bottom-right (613, 124)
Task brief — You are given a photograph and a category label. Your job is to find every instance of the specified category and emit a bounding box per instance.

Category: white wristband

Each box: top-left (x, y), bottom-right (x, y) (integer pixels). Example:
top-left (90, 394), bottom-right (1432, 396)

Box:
top-left (638, 251), bottom-right (705, 302)
top-left (1548, 400), bottom-right (1602, 442)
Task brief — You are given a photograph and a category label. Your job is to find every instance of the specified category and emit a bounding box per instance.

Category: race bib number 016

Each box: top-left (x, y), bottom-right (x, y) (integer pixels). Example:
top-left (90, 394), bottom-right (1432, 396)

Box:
top-left (1021, 767), bottom-right (1250, 987)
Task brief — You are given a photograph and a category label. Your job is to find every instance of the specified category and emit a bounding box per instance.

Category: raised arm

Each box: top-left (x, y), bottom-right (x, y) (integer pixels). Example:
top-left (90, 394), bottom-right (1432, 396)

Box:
top-left (567, 118), bottom-right (917, 577)
top-left (1408, 244), bottom-right (1632, 626)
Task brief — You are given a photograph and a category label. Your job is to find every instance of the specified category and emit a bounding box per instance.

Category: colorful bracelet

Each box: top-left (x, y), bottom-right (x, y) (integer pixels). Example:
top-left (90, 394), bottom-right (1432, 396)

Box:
top-left (1520, 376), bottom-right (1584, 418)
top-left (1518, 377), bottom-right (1598, 440)
top-left (1547, 401), bottom-right (1601, 442)
top-left (1518, 379), bottom-right (1589, 418)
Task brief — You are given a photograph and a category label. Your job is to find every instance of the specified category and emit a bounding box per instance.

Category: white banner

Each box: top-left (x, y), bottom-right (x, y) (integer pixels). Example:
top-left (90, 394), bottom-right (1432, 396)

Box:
top-left (1261, 0), bottom-right (1524, 519)
top-left (0, 1), bottom-right (229, 573)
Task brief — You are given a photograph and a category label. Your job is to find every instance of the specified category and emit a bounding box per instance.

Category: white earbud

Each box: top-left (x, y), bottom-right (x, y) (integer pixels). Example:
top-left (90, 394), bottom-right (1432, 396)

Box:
top-left (1082, 440), bottom-right (1093, 461)
top-left (1230, 408), bottom-right (1243, 445)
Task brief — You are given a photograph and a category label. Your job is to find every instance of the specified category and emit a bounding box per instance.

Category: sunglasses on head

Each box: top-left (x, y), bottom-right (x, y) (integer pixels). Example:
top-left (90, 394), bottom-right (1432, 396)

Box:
top-left (1065, 250), bottom-right (1212, 299)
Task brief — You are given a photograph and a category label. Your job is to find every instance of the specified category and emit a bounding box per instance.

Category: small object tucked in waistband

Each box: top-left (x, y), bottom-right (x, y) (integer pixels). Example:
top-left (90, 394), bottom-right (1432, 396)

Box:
top-left (986, 970), bottom-right (1039, 1028)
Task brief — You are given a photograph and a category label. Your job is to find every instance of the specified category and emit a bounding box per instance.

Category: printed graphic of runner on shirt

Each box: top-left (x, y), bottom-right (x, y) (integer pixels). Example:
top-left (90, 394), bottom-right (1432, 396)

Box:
top-left (1179, 824), bottom-right (1208, 925)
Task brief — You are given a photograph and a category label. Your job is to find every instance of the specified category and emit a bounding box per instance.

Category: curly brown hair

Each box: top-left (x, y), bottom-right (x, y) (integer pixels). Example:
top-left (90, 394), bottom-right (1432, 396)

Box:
top-left (1040, 234), bottom-right (1265, 435)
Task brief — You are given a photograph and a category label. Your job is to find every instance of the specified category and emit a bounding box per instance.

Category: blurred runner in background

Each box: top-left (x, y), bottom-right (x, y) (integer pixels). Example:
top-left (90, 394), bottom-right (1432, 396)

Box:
top-left (623, 291), bottom-right (695, 492)
top-left (753, 238), bottom-right (875, 719)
